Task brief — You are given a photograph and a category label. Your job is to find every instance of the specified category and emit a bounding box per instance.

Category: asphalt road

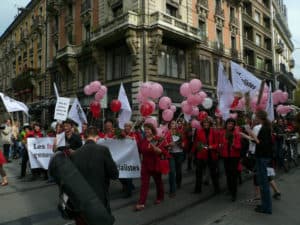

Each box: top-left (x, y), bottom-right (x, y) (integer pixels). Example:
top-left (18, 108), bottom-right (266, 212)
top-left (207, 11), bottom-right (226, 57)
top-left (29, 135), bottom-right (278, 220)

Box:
top-left (0, 157), bottom-right (299, 225)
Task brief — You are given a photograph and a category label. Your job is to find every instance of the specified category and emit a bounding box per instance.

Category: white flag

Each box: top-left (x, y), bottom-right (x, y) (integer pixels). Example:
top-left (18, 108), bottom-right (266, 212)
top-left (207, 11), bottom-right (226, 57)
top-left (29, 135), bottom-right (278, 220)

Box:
top-left (231, 61), bottom-right (261, 96)
top-left (217, 61), bottom-right (234, 120)
top-left (53, 82), bottom-right (59, 98)
top-left (68, 98), bottom-right (87, 132)
top-left (0, 92), bottom-right (29, 115)
top-left (118, 83), bottom-right (132, 129)
top-left (265, 85), bottom-right (274, 121)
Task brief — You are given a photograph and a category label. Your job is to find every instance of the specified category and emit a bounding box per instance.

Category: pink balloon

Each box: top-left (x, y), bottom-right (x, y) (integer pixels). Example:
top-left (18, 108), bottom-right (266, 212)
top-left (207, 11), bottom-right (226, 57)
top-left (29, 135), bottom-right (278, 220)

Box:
top-left (272, 92), bottom-right (280, 105)
top-left (84, 85), bottom-right (93, 96)
top-left (282, 92), bottom-right (288, 103)
top-left (191, 119), bottom-right (201, 129)
top-left (147, 100), bottom-right (156, 111)
top-left (162, 109), bottom-right (174, 122)
top-left (187, 94), bottom-right (198, 106)
top-left (181, 101), bottom-right (193, 114)
top-left (150, 83), bottom-right (163, 99)
top-left (194, 92), bottom-right (205, 105)
top-left (180, 83), bottom-right (191, 97)
top-left (189, 79), bottom-right (202, 94)
top-left (170, 105), bottom-right (176, 112)
top-left (159, 124), bottom-right (169, 135)
top-left (98, 85), bottom-right (107, 96)
top-left (144, 117), bottom-right (158, 128)
top-left (90, 81), bottom-right (101, 93)
top-left (140, 82), bottom-right (151, 97)
top-left (159, 96), bottom-right (172, 110)
top-left (95, 90), bottom-right (105, 101)
top-left (191, 107), bottom-right (199, 116)
top-left (136, 92), bottom-right (147, 103)
top-left (199, 91), bottom-right (207, 99)
top-left (156, 127), bottom-right (163, 137)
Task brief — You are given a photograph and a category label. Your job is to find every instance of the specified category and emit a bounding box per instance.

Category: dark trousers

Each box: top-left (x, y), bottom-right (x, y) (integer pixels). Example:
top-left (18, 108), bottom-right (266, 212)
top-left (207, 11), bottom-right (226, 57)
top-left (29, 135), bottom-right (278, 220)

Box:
top-left (119, 178), bottom-right (134, 196)
top-left (195, 159), bottom-right (219, 192)
top-left (224, 158), bottom-right (239, 198)
top-left (21, 149), bottom-right (29, 177)
top-left (3, 144), bottom-right (10, 161)
top-left (169, 152), bottom-right (185, 193)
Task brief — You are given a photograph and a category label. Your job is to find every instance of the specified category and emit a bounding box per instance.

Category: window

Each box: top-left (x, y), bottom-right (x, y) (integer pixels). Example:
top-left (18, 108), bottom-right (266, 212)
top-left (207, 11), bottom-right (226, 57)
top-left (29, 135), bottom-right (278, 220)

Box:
top-left (112, 2), bottom-right (123, 17)
top-left (192, 55), bottom-right (211, 85)
top-left (230, 7), bottom-right (235, 20)
top-left (255, 34), bottom-right (261, 47)
top-left (256, 56), bottom-right (263, 70)
top-left (166, 4), bottom-right (178, 17)
top-left (198, 20), bottom-right (206, 40)
top-left (84, 24), bottom-right (91, 41)
top-left (158, 45), bottom-right (185, 79)
top-left (106, 45), bottom-right (132, 81)
top-left (216, 28), bottom-right (223, 44)
top-left (231, 36), bottom-right (236, 49)
top-left (254, 11), bottom-right (260, 23)
top-left (80, 62), bottom-right (98, 87)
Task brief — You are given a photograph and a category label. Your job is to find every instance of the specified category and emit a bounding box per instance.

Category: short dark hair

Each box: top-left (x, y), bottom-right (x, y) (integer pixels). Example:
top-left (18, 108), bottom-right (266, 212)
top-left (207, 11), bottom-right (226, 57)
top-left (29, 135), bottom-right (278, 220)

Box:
top-left (85, 126), bottom-right (99, 138)
top-left (104, 118), bottom-right (114, 125)
top-left (143, 123), bottom-right (157, 135)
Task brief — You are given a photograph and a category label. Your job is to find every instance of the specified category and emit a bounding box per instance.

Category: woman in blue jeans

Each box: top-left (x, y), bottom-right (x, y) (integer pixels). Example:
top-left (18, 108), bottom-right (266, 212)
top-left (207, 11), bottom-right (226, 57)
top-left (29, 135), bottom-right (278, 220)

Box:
top-left (247, 110), bottom-right (273, 214)
top-left (167, 120), bottom-right (185, 197)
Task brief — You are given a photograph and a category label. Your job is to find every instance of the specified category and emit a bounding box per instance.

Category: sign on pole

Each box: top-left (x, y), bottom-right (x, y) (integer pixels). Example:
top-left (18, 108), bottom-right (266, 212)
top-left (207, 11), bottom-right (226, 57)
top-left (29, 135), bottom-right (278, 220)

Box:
top-left (54, 97), bottom-right (70, 121)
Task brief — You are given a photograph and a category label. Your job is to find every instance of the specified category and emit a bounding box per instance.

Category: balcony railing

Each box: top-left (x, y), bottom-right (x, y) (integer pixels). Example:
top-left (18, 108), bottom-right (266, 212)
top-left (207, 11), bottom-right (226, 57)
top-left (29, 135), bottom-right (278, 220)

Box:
top-left (215, 5), bottom-right (224, 18)
top-left (56, 45), bottom-right (81, 60)
top-left (275, 42), bottom-right (284, 54)
top-left (212, 41), bottom-right (224, 54)
top-left (230, 17), bottom-right (239, 27)
top-left (197, 0), bottom-right (208, 9)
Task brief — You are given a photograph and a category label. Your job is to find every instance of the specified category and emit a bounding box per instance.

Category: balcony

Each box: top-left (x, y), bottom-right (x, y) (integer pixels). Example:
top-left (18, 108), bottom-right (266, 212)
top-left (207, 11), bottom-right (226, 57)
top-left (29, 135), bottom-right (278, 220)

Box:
top-left (230, 17), bottom-right (239, 27)
top-left (212, 41), bottom-right (224, 54)
top-left (81, 0), bottom-right (91, 14)
top-left (149, 11), bottom-right (206, 42)
top-left (92, 11), bottom-right (140, 41)
top-left (197, 0), bottom-right (208, 9)
top-left (215, 5), bottom-right (224, 19)
top-left (289, 59), bottom-right (295, 68)
top-left (12, 68), bottom-right (39, 91)
top-left (231, 48), bottom-right (240, 60)
top-left (275, 42), bottom-right (284, 54)
top-left (56, 45), bottom-right (81, 60)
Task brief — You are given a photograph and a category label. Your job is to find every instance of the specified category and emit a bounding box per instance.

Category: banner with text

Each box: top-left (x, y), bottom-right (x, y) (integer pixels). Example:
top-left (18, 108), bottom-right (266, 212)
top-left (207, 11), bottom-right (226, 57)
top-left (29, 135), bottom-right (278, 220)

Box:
top-left (54, 97), bottom-right (70, 121)
top-left (97, 139), bottom-right (141, 178)
top-left (28, 137), bottom-right (55, 169)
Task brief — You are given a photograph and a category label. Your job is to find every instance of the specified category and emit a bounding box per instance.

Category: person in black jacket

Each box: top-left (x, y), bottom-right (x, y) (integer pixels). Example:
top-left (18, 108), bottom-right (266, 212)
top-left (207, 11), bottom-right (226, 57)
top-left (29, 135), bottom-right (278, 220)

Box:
top-left (248, 110), bottom-right (273, 214)
top-left (71, 126), bottom-right (119, 225)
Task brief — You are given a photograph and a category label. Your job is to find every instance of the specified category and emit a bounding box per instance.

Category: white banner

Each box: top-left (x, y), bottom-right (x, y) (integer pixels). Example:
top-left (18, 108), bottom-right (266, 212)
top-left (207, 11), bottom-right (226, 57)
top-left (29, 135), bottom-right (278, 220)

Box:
top-left (27, 137), bottom-right (55, 169)
top-left (97, 139), bottom-right (141, 178)
top-left (54, 97), bottom-right (70, 121)
top-left (0, 92), bottom-right (29, 115)
top-left (231, 61), bottom-right (261, 96)
top-left (217, 61), bottom-right (234, 120)
top-left (118, 83), bottom-right (132, 129)
top-left (68, 98), bottom-right (87, 132)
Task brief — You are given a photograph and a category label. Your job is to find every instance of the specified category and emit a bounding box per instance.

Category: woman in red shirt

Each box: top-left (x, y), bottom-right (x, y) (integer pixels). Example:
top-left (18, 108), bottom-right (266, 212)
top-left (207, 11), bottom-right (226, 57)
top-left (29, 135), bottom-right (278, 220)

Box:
top-left (220, 118), bottom-right (242, 201)
top-left (135, 123), bottom-right (168, 211)
top-left (192, 117), bottom-right (220, 194)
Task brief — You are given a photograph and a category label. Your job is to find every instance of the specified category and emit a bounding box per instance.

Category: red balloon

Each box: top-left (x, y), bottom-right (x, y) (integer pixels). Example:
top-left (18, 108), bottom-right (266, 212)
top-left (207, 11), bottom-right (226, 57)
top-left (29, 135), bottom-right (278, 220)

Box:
top-left (90, 100), bottom-right (101, 119)
top-left (140, 102), bottom-right (154, 117)
top-left (198, 111), bottom-right (208, 121)
top-left (110, 99), bottom-right (122, 112)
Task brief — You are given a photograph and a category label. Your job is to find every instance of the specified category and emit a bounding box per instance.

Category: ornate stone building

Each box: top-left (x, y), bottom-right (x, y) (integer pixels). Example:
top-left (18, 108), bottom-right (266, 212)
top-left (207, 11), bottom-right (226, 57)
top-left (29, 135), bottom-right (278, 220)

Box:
top-left (0, 0), bottom-right (47, 122)
top-left (271, 0), bottom-right (296, 99)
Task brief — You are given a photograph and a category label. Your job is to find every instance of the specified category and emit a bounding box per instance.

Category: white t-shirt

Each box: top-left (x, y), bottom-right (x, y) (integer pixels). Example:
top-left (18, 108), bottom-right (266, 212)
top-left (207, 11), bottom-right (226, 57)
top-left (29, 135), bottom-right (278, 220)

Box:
top-left (248, 124), bottom-right (262, 154)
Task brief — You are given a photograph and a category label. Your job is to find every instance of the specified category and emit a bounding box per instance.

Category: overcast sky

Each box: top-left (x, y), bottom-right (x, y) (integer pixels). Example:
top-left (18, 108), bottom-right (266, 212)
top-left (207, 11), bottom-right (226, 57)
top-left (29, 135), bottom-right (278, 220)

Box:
top-left (0, 0), bottom-right (300, 79)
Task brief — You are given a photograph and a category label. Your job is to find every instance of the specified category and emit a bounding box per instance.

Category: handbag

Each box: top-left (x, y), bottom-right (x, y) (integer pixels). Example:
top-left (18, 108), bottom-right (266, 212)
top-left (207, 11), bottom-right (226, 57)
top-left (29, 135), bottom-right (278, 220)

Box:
top-left (159, 154), bottom-right (170, 174)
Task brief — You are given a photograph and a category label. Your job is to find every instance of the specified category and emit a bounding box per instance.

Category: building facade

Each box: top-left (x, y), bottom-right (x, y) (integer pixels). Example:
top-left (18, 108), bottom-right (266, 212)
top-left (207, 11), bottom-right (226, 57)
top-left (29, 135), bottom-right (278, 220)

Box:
top-left (0, 0), bottom-right (47, 122)
top-left (271, 0), bottom-right (296, 98)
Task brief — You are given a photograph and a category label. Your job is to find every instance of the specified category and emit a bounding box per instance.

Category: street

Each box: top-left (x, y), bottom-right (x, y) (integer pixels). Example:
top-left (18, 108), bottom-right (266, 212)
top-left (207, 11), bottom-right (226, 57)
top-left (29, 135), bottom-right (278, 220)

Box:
top-left (0, 159), bottom-right (300, 225)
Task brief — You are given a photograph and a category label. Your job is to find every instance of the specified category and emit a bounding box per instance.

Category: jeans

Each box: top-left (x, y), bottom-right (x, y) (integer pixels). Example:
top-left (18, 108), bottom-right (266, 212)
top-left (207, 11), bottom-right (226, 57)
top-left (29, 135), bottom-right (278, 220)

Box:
top-left (256, 158), bottom-right (272, 213)
top-left (168, 152), bottom-right (185, 194)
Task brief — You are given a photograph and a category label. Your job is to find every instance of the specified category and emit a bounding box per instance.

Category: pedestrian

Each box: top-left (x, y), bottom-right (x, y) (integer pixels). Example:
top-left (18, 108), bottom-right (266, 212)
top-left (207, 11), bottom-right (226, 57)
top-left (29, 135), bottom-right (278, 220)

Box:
top-left (192, 117), bottom-right (220, 194)
top-left (247, 110), bottom-right (273, 214)
top-left (220, 118), bottom-right (241, 202)
top-left (63, 119), bottom-right (83, 153)
top-left (1, 119), bottom-right (13, 162)
top-left (135, 123), bottom-right (169, 211)
top-left (0, 149), bottom-right (8, 186)
top-left (70, 126), bottom-right (119, 224)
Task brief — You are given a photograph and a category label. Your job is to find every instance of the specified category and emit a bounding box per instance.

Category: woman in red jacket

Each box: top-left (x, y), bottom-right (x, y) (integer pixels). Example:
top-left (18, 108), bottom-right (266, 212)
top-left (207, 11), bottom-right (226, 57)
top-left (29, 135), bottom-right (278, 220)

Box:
top-left (220, 118), bottom-right (242, 201)
top-left (192, 117), bottom-right (220, 194)
top-left (135, 123), bottom-right (168, 211)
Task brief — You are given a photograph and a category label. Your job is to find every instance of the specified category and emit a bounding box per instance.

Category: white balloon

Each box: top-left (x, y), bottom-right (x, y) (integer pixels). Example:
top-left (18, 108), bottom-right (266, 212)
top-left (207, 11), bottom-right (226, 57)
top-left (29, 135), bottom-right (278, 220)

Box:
top-left (202, 97), bottom-right (213, 109)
